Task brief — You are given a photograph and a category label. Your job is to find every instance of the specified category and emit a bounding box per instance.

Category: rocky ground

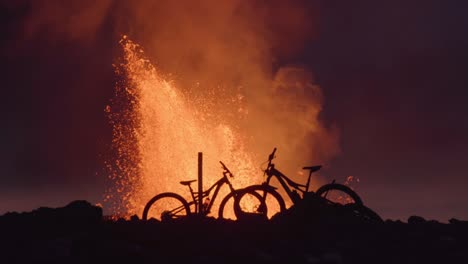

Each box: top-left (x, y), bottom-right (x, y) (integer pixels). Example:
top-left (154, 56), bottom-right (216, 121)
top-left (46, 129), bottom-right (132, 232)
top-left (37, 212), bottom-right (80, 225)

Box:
top-left (0, 200), bottom-right (467, 264)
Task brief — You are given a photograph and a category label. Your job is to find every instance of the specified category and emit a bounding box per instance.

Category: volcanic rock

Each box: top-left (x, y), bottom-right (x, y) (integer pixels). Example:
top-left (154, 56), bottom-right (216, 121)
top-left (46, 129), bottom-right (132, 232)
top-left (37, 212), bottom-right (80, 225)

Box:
top-left (0, 200), bottom-right (467, 263)
top-left (408, 215), bottom-right (426, 224)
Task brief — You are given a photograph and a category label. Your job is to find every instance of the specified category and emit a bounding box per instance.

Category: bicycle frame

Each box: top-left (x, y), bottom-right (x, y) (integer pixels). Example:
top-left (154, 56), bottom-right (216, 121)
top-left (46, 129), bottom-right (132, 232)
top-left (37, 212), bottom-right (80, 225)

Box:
top-left (142, 161), bottom-right (246, 221)
top-left (264, 164), bottom-right (310, 204)
top-left (185, 172), bottom-right (235, 215)
top-left (161, 203), bottom-right (187, 218)
top-left (230, 148), bottom-right (365, 218)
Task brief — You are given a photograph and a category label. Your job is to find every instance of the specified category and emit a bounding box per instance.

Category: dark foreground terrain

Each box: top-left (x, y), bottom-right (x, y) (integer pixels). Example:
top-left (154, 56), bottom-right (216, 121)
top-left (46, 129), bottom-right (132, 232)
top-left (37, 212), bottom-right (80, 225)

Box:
top-left (0, 200), bottom-right (467, 264)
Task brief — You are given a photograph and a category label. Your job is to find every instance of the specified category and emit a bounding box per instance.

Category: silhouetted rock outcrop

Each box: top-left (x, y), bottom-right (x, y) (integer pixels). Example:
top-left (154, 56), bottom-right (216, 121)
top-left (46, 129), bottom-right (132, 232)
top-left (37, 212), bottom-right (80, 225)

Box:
top-left (449, 218), bottom-right (468, 225)
top-left (408, 215), bottom-right (426, 224)
top-left (0, 200), bottom-right (102, 232)
top-left (270, 194), bottom-right (384, 228)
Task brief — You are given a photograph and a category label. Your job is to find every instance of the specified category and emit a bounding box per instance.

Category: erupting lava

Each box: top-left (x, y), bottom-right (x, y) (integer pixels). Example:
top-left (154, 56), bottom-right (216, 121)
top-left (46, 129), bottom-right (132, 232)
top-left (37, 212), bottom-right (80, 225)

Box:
top-left (105, 35), bottom-right (339, 219)
top-left (105, 37), bottom-right (261, 217)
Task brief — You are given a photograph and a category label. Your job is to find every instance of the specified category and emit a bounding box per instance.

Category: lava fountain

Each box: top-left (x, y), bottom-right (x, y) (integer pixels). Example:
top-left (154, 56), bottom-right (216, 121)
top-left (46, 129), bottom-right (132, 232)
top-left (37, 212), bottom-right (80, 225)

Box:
top-left (105, 37), bottom-right (261, 218)
top-left (105, 34), bottom-right (340, 219)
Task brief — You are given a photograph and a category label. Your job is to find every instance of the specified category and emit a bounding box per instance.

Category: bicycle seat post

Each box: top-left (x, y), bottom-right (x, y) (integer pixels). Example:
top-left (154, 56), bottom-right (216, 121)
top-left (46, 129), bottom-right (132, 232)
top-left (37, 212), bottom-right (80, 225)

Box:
top-left (305, 170), bottom-right (313, 192)
top-left (187, 184), bottom-right (197, 208)
top-left (303, 165), bottom-right (321, 192)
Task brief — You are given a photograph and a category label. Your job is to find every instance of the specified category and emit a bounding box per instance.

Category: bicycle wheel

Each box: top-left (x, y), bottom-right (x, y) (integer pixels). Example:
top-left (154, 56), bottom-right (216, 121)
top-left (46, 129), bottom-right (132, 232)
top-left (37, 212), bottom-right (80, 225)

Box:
top-left (315, 183), bottom-right (363, 206)
top-left (218, 190), bottom-right (263, 220)
top-left (233, 185), bottom-right (286, 220)
top-left (142, 192), bottom-right (191, 221)
top-left (344, 203), bottom-right (384, 224)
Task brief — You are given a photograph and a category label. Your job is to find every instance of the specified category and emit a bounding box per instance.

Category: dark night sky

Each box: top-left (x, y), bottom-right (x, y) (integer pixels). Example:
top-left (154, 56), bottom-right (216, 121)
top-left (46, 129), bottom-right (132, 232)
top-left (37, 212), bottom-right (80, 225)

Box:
top-left (0, 0), bottom-right (467, 221)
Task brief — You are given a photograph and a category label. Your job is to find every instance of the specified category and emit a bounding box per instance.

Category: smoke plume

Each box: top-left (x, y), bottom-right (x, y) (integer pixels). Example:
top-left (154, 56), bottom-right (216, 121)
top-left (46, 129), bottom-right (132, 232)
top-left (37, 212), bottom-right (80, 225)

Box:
top-left (16, 0), bottom-right (340, 213)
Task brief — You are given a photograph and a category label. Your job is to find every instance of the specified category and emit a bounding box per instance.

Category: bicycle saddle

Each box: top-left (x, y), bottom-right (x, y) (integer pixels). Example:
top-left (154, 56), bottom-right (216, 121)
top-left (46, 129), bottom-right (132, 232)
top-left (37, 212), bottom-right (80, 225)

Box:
top-left (302, 165), bottom-right (322, 173)
top-left (180, 180), bottom-right (197, 186)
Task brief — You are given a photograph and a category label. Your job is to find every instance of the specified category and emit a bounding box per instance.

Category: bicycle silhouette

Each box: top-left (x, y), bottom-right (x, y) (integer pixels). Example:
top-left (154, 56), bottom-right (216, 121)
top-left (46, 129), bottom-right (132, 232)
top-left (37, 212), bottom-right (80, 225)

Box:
top-left (233, 148), bottom-right (381, 221)
top-left (142, 161), bottom-right (262, 221)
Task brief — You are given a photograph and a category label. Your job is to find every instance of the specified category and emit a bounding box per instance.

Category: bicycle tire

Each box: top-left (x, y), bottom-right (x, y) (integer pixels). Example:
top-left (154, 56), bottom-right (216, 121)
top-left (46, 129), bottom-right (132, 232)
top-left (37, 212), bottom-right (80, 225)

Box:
top-left (233, 185), bottom-right (286, 220)
top-left (315, 183), bottom-right (363, 206)
top-left (142, 192), bottom-right (191, 221)
top-left (345, 203), bottom-right (384, 224)
top-left (218, 190), bottom-right (263, 220)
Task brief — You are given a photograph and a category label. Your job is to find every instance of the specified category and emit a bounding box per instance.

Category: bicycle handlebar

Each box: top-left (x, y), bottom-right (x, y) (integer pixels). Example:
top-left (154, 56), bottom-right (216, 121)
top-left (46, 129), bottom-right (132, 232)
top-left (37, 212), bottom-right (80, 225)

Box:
top-left (219, 161), bottom-right (234, 177)
top-left (267, 147), bottom-right (277, 168)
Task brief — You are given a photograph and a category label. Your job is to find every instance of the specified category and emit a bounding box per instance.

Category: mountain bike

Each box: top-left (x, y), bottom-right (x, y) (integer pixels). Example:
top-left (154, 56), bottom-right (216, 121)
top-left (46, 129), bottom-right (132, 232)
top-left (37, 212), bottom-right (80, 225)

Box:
top-left (233, 148), bottom-right (369, 220)
top-left (142, 161), bottom-right (262, 221)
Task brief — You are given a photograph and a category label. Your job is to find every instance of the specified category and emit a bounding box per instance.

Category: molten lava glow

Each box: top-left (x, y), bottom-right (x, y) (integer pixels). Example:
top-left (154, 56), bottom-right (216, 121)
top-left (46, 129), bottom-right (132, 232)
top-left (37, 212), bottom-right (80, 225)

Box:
top-left (105, 37), bottom-right (261, 217)
top-left (105, 33), bottom-right (341, 218)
